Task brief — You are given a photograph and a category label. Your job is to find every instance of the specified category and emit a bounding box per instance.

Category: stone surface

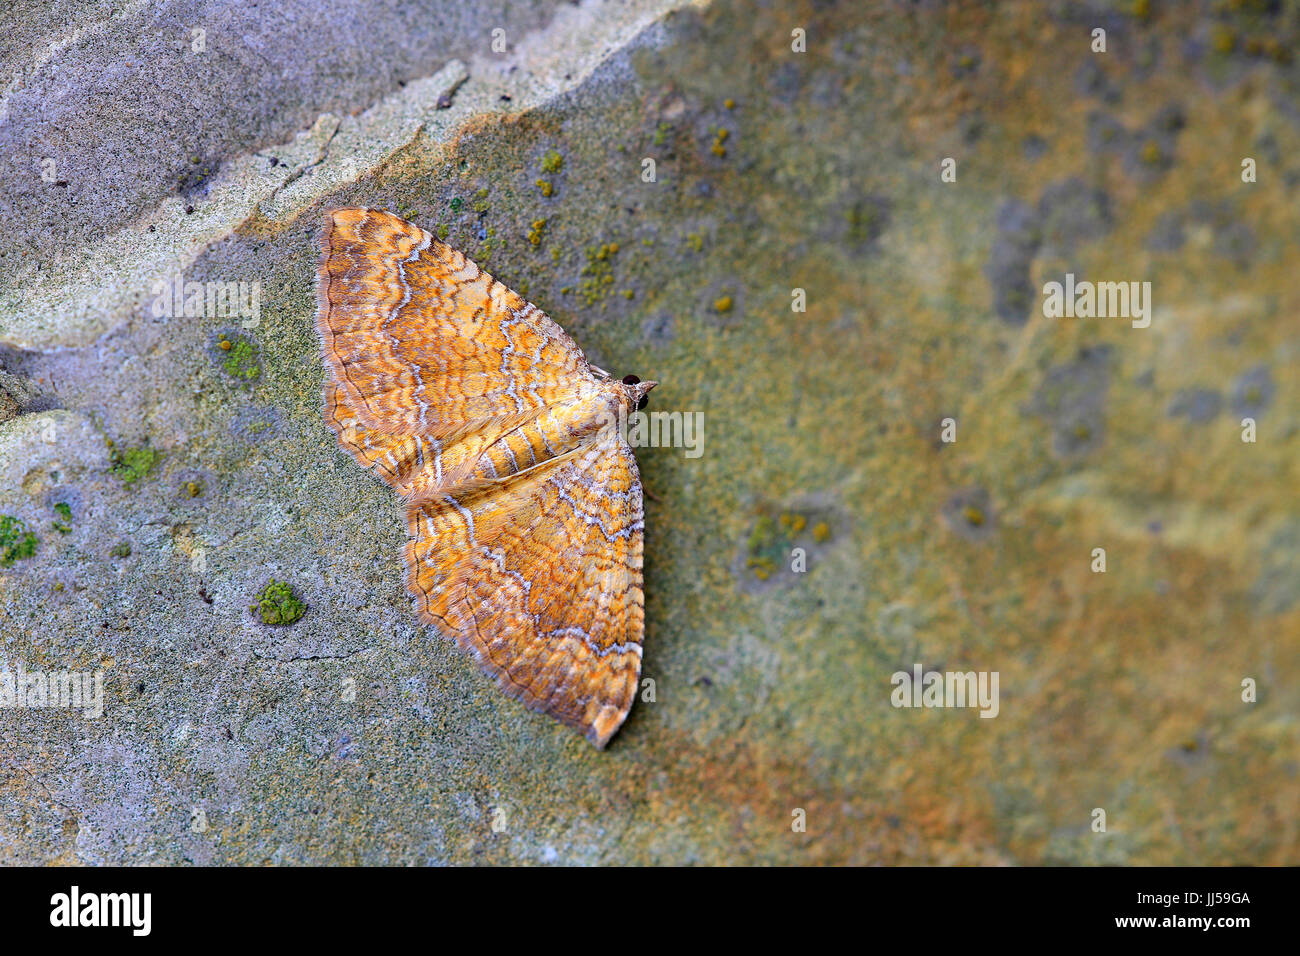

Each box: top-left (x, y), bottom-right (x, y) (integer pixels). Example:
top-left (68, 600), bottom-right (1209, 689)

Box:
top-left (1, 0), bottom-right (1297, 864)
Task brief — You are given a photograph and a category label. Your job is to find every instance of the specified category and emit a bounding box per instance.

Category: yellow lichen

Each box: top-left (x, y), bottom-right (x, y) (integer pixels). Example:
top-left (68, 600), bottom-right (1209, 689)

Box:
top-left (527, 218), bottom-right (547, 247)
top-left (540, 149), bottom-right (564, 173)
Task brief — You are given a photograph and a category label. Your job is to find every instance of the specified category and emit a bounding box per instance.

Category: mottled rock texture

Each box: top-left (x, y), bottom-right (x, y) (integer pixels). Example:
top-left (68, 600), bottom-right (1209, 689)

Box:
top-left (1, 0), bottom-right (1297, 864)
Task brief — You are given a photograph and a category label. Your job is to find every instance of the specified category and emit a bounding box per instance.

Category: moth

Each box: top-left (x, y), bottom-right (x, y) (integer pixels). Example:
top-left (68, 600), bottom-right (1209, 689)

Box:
top-left (315, 208), bottom-right (655, 748)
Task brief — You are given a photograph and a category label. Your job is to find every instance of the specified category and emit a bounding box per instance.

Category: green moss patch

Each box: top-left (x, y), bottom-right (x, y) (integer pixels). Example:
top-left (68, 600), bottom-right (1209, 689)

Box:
top-left (218, 333), bottom-right (261, 382)
top-left (250, 579), bottom-right (306, 626)
top-left (0, 515), bottom-right (38, 567)
top-left (52, 501), bottom-right (72, 534)
top-left (110, 442), bottom-right (161, 486)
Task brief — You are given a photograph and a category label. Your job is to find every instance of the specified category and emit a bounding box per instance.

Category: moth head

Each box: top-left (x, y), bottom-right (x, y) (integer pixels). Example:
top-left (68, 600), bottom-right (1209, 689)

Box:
top-left (620, 373), bottom-right (657, 411)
